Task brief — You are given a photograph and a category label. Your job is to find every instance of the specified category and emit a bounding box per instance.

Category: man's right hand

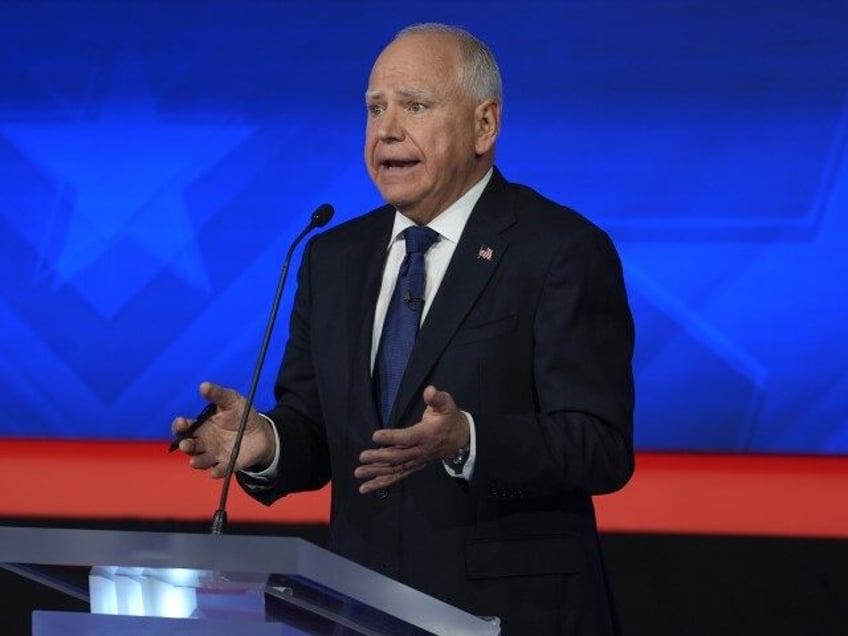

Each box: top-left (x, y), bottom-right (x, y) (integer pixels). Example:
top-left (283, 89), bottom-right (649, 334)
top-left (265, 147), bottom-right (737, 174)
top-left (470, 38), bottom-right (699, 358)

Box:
top-left (170, 382), bottom-right (276, 478)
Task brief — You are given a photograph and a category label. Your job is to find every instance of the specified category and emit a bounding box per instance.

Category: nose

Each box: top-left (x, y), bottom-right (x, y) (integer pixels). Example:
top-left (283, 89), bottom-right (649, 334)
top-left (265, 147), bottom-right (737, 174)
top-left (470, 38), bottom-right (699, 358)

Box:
top-left (376, 105), bottom-right (404, 142)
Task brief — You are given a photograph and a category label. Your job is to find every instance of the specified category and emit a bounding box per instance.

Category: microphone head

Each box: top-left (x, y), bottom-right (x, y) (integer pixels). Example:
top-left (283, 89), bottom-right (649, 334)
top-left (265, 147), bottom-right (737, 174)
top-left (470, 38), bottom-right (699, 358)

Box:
top-left (311, 203), bottom-right (335, 228)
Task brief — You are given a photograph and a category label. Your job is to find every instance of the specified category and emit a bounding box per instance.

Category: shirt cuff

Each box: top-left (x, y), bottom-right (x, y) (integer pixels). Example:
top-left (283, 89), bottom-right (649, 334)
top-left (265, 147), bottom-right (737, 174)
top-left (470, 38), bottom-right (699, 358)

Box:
top-left (443, 410), bottom-right (476, 481)
top-left (240, 413), bottom-right (281, 480)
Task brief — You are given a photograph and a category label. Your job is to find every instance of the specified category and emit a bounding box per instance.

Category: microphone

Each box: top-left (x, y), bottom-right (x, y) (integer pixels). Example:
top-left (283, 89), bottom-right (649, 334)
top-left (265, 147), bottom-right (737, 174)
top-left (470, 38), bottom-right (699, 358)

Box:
top-left (402, 291), bottom-right (425, 311)
top-left (210, 203), bottom-right (334, 535)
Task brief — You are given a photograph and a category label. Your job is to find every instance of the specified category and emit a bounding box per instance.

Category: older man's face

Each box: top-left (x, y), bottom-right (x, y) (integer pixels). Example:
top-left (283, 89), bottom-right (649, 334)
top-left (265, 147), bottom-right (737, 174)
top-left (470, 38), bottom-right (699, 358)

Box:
top-left (365, 33), bottom-right (489, 224)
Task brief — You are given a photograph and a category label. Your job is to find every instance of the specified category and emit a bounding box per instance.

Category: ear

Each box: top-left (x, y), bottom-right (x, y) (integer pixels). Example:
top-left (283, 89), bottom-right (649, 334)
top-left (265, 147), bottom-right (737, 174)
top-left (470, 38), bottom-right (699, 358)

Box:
top-left (473, 99), bottom-right (501, 155)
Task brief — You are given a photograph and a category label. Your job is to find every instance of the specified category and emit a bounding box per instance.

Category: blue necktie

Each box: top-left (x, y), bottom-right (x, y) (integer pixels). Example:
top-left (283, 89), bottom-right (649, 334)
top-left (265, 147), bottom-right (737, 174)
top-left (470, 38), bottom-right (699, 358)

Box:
top-left (375, 226), bottom-right (440, 426)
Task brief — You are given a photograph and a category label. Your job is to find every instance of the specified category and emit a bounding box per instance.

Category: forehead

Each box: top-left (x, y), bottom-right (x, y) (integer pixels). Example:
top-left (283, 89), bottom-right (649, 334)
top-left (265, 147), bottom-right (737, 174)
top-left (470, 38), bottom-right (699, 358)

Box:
top-left (367, 33), bottom-right (461, 94)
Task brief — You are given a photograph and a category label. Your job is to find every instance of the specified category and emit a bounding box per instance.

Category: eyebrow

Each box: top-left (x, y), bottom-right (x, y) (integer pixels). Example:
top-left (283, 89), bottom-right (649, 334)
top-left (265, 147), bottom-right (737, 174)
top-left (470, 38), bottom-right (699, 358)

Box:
top-left (365, 88), bottom-right (432, 102)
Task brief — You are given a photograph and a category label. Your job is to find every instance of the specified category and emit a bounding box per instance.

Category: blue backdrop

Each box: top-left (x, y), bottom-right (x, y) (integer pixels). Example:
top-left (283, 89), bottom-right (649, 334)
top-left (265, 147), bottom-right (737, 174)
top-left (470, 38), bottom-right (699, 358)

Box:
top-left (1, 0), bottom-right (846, 453)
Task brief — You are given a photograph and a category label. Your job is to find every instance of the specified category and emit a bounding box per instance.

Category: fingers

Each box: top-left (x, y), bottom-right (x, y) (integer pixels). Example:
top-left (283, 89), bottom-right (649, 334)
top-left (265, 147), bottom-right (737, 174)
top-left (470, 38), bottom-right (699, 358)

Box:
top-left (371, 426), bottom-right (419, 447)
top-left (171, 382), bottom-right (255, 480)
top-left (358, 444), bottom-right (422, 467)
top-left (209, 462), bottom-right (230, 479)
top-left (357, 462), bottom-right (425, 493)
top-left (171, 416), bottom-right (192, 436)
top-left (172, 381), bottom-right (237, 436)
top-left (355, 459), bottom-right (426, 479)
top-left (356, 436), bottom-right (428, 493)
top-left (177, 434), bottom-right (222, 474)
top-left (189, 452), bottom-right (219, 471)
top-left (422, 384), bottom-right (456, 414)
top-left (177, 435), bottom-right (225, 476)
top-left (177, 437), bottom-right (197, 454)
top-left (200, 381), bottom-right (241, 410)
top-left (422, 384), bottom-right (439, 406)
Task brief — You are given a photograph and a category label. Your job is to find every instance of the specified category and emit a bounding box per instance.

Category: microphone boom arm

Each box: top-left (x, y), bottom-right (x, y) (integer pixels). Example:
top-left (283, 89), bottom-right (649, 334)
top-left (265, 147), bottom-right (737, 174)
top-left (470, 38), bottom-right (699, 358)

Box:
top-left (211, 204), bottom-right (334, 535)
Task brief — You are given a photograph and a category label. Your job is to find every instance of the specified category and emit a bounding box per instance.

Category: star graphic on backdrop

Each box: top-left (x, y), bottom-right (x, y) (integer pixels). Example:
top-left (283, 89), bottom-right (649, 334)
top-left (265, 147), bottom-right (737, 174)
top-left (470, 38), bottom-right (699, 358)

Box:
top-left (1, 50), bottom-right (254, 319)
top-left (621, 119), bottom-right (848, 451)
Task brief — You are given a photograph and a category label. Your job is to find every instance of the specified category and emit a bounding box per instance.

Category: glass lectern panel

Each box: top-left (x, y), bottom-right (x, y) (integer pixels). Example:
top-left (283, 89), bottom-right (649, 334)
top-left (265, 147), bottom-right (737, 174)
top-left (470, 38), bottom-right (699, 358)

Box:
top-left (0, 527), bottom-right (500, 636)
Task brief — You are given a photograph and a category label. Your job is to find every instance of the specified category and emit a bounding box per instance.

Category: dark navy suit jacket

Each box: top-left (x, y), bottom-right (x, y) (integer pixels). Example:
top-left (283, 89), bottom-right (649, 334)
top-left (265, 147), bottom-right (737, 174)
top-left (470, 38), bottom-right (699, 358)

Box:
top-left (240, 168), bottom-right (635, 635)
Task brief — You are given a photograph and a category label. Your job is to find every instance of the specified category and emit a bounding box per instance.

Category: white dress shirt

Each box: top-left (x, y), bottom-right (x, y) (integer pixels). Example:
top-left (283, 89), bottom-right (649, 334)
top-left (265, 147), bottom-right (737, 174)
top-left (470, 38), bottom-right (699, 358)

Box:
top-left (370, 169), bottom-right (492, 480)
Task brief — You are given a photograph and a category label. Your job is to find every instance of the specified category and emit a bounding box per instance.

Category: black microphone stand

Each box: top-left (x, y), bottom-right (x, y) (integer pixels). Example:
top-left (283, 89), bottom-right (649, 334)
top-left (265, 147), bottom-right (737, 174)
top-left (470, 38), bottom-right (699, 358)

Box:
top-left (211, 204), bottom-right (334, 535)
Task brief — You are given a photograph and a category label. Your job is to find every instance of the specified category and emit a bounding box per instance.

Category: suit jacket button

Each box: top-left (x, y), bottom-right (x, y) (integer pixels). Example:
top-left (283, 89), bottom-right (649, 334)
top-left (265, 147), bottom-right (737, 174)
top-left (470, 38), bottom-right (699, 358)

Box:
top-left (374, 488), bottom-right (389, 500)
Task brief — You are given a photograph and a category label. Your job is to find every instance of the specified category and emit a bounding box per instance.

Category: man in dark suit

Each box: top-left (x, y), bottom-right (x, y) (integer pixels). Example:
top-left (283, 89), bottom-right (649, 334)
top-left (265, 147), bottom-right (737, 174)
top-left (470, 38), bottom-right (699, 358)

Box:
top-left (173, 23), bottom-right (634, 635)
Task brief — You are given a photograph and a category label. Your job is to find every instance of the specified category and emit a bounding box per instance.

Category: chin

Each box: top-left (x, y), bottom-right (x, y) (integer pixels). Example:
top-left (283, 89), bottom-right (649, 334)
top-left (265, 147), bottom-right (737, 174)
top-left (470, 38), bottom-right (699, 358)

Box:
top-left (378, 186), bottom-right (419, 210)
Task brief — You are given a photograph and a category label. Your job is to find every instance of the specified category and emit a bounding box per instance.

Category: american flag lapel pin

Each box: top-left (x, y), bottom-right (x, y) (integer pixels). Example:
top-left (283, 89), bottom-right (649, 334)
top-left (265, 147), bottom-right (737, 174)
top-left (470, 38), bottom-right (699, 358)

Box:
top-left (477, 244), bottom-right (494, 262)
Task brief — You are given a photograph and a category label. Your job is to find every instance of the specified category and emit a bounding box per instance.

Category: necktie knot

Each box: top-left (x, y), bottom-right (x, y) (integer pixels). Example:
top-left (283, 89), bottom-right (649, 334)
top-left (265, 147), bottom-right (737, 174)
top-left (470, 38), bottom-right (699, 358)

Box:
top-left (404, 226), bottom-right (439, 255)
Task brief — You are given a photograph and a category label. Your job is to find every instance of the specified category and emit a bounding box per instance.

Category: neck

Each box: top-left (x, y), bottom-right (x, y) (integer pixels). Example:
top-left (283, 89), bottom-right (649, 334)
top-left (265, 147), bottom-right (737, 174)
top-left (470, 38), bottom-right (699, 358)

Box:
top-left (398, 162), bottom-right (493, 225)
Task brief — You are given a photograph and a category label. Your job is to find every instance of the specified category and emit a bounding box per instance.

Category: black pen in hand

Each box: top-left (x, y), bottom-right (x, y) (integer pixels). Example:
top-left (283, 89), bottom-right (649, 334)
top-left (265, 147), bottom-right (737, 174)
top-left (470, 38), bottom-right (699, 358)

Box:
top-left (168, 403), bottom-right (217, 452)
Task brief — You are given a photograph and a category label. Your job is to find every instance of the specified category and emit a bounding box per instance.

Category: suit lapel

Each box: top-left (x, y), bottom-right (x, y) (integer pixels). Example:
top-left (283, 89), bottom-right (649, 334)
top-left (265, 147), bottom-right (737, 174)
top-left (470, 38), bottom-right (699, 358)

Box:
top-left (346, 208), bottom-right (395, 428)
top-left (387, 170), bottom-right (516, 426)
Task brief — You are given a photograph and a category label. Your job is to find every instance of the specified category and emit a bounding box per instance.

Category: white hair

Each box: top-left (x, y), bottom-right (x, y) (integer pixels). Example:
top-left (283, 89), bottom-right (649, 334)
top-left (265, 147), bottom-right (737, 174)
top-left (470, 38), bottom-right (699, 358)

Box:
top-left (394, 23), bottom-right (503, 104)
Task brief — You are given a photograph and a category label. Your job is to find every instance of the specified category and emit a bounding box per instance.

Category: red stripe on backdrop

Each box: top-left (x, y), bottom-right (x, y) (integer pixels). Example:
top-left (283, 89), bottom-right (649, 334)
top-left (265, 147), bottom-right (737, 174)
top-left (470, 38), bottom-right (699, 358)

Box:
top-left (1, 440), bottom-right (847, 538)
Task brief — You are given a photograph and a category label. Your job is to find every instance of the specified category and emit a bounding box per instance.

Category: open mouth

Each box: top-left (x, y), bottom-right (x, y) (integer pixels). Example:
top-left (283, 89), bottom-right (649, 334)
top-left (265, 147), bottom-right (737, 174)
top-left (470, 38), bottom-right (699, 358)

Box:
top-left (380, 159), bottom-right (420, 170)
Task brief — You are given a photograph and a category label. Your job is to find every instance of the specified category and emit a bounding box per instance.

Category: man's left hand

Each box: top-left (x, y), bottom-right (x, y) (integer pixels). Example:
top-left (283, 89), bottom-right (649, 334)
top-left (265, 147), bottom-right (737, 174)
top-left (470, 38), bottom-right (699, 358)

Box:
top-left (355, 385), bottom-right (470, 494)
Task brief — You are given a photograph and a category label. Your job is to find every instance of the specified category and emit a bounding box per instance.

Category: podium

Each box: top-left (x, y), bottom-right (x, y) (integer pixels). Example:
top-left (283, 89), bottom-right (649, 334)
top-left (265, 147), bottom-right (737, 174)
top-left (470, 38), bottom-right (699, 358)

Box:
top-left (0, 526), bottom-right (499, 635)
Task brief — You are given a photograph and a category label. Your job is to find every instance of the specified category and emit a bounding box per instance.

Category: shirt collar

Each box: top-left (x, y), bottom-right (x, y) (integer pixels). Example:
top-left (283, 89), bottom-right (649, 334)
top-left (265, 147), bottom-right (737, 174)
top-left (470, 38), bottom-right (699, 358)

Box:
top-left (386, 168), bottom-right (494, 250)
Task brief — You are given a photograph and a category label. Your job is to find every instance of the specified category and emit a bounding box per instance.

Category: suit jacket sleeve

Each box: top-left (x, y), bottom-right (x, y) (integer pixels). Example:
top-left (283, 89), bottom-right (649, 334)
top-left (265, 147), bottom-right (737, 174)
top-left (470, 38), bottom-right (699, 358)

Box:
top-left (237, 236), bottom-right (332, 501)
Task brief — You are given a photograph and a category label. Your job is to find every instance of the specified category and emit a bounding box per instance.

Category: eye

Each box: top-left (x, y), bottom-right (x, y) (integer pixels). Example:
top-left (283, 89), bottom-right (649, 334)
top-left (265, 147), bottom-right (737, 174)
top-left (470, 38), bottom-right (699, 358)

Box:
top-left (408, 102), bottom-right (427, 114)
top-left (367, 103), bottom-right (385, 117)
